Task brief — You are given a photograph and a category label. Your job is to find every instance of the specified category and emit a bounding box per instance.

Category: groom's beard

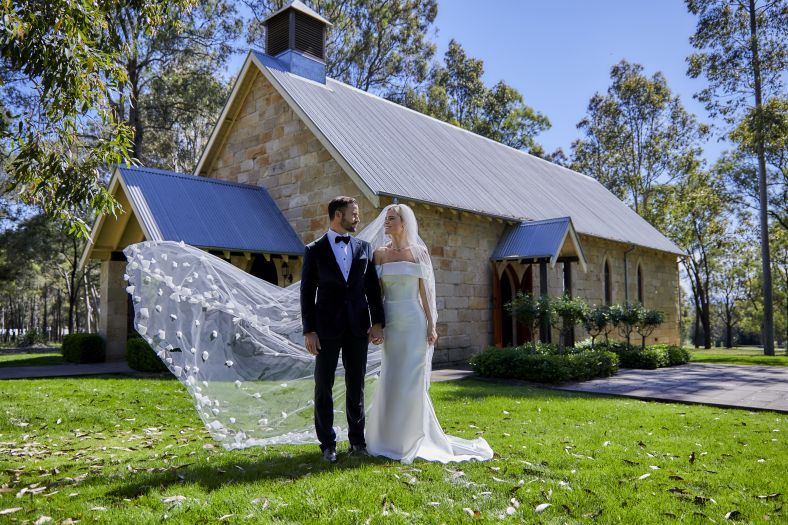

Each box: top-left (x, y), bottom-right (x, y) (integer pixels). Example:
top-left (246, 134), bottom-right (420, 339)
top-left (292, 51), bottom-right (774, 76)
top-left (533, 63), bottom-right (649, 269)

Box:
top-left (341, 218), bottom-right (358, 232)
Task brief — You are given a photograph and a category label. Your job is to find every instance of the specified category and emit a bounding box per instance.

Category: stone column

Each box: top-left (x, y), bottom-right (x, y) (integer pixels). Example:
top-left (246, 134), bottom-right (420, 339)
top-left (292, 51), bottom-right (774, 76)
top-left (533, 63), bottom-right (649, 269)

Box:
top-left (99, 255), bottom-right (128, 361)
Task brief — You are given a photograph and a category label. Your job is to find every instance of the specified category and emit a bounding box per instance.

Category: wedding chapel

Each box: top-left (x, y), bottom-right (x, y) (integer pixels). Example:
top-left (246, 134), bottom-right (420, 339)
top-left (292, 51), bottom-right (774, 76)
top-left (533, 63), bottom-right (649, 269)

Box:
top-left (81, 0), bottom-right (684, 362)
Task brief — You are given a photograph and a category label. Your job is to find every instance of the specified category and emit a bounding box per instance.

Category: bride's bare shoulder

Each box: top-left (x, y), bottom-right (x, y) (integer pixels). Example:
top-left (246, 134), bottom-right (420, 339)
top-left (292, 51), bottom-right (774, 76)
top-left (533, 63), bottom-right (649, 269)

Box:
top-left (373, 245), bottom-right (391, 264)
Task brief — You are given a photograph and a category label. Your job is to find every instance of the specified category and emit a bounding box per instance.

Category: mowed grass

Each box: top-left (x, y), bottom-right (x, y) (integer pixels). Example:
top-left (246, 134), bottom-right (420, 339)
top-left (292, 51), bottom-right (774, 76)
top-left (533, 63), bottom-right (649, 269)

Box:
top-left (0, 353), bottom-right (65, 368)
top-left (1, 377), bottom-right (785, 524)
top-left (690, 346), bottom-right (788, 367)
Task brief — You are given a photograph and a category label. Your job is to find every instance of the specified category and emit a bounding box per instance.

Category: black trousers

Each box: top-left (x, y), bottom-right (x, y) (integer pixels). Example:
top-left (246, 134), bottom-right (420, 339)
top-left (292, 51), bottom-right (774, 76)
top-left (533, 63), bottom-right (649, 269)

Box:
top-left (314, 332), bottom-right (368, 451)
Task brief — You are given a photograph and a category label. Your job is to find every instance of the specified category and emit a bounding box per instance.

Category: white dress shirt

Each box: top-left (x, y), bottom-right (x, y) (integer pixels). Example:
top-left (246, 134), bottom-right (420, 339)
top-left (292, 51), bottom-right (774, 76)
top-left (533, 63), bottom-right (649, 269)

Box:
top-left (326, 229), bottom-right (352, 281)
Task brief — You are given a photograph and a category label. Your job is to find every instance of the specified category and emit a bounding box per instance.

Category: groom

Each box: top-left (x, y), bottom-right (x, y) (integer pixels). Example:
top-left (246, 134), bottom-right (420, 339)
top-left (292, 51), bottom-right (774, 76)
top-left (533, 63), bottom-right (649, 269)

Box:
top-left (300, 196), bottom-right (385, 462)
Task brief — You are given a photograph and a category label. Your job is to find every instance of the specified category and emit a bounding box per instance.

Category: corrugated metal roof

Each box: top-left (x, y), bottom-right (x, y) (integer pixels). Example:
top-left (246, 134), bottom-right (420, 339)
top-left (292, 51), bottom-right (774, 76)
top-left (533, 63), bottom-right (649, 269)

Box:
top-left (493, 217), bottom-right (570, 260)
top-left (118, 166), bottom-right (305, 255)
top-left (251, 51), bottom-right (684, 256)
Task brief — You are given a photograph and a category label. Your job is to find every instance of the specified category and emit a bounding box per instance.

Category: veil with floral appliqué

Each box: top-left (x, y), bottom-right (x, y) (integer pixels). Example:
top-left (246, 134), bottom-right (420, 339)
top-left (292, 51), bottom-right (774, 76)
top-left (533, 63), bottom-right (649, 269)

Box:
top-left (123, 205), bottom-right (436, 449)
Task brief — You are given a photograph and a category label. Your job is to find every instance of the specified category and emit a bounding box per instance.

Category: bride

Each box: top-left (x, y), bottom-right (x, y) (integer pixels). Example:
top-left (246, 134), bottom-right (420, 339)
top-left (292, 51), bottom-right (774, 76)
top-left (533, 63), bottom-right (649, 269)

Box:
top-left (365, 204), bottom-right (493, 464)
top-left (123, 204), bottom-right (492, 463)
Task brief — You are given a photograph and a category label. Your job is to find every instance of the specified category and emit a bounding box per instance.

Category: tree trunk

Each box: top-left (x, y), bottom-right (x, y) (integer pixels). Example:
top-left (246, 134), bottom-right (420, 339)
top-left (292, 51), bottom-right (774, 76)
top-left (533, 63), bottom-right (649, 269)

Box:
top-left (749, 0), bottom-right (775, 356)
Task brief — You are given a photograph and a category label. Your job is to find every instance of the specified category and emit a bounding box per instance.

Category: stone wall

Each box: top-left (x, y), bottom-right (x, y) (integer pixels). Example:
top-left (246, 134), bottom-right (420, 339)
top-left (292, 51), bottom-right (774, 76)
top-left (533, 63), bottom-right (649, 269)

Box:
top-left (208, 70), bottom-right (375, 244)
top-left (570, 235), bottom-right (680, 345)
top-left (206, 68), bottom-right (681, 361)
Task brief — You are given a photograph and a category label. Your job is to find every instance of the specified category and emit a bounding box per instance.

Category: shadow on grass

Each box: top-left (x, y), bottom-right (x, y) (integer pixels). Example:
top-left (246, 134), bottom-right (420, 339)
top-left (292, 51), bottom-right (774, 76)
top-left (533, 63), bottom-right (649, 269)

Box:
top-left (0, 354), bottom-right (66, 368)
top-left (104, 449), bottom-right (395, 500)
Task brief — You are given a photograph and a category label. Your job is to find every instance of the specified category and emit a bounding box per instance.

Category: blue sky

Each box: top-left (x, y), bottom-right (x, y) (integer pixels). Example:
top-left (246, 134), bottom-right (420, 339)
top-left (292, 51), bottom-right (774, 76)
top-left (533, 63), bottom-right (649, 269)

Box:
top-left (432, 0), bottom-right (722, 161)
top-left (229, 1), bottom-right (725, 163)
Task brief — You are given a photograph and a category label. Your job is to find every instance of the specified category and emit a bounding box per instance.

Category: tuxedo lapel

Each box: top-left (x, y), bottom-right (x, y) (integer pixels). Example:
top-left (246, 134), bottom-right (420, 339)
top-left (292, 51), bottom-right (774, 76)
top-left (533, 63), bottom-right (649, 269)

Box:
top-left (347, 237), bottom-right (364, 281)
top-left (318, 235), bottom-right (346, 282)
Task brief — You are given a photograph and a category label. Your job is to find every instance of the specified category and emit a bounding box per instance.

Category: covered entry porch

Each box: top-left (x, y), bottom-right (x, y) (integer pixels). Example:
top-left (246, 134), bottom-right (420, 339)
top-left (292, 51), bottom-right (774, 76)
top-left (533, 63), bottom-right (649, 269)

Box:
top-left (491, 217), bottom-right (587, 347)
top-left (80, 166), bottom-right (305, 361)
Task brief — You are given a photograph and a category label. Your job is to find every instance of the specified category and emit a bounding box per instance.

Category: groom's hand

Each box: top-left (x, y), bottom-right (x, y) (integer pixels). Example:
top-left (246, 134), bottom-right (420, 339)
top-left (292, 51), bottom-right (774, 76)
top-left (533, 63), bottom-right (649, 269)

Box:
top-left (368, 324), bottom-right (384, 345)
top-left (304, 332), bottom-right (321, 355)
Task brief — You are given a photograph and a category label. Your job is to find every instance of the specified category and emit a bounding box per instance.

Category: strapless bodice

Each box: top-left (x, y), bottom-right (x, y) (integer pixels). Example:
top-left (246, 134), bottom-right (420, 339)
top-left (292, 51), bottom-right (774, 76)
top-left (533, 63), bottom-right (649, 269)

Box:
top-left (376, 261), bottom-right (423, 303)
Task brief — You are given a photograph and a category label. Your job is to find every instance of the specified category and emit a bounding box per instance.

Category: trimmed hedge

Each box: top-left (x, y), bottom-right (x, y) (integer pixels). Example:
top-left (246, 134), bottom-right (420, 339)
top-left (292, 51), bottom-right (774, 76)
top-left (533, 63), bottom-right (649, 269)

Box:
top-left (61, 333), bottom-right (105, 363)
top-left (594, 342), bottom-right (690, 369)
top-left (469, 346), bottom-right (618, 384)
top-left (126, 337), bottom-right (169, 373)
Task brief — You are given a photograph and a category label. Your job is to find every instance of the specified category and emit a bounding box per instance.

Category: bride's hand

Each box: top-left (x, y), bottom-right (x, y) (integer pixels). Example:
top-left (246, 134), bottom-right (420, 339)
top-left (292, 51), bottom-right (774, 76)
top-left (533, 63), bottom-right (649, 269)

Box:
top-left (427, 324), bottom-right (438, 346)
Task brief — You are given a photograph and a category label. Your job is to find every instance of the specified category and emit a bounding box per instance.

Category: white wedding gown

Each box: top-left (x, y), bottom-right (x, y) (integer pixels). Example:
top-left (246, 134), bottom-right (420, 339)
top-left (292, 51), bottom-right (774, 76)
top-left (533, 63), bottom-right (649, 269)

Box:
top-left (365, 261), bottom-right (494, 464)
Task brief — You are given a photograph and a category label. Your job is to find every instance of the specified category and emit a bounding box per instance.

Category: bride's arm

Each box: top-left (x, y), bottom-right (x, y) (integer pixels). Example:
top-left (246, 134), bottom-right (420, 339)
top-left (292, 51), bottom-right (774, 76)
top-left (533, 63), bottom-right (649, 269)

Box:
top-left (418, 278), bottom-right (438, 346)
top-left (373, 248), bottom-right (385, 299)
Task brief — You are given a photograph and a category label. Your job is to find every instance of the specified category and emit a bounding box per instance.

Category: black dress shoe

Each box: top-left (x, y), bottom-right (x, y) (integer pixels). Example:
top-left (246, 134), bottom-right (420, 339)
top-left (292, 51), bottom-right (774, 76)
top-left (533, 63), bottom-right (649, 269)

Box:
top-left (322, 448), bottom-right (337, 463)
top-left (348, 444), bottom-right (369, 457)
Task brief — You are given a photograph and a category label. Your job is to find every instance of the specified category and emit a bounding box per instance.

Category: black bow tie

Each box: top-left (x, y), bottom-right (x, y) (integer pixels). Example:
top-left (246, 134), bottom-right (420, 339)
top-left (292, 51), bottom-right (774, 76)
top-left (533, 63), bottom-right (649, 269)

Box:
top-left (334, 235), bottom-right (350, 244)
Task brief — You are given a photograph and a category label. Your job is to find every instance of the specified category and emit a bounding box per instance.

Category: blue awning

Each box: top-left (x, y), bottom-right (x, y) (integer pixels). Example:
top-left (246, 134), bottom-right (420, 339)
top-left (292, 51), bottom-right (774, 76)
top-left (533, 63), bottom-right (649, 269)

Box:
top-left (117, 166), bottom-right (305, 255)
top-left (492, 217), bottom-right (587, 271)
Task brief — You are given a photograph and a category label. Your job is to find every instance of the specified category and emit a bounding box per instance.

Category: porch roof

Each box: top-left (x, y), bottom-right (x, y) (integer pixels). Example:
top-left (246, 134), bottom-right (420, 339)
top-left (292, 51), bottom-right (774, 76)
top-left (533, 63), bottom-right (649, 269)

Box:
top-left (492, 217), bottom-right (587, 272)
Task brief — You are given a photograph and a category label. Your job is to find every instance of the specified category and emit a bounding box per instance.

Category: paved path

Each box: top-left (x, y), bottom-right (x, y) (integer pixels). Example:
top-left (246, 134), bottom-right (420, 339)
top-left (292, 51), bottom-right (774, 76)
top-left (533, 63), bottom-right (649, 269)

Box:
top-left (555, 363), bottom-right (788, 412)
top-left (0, 361), bottom-right (135, 380)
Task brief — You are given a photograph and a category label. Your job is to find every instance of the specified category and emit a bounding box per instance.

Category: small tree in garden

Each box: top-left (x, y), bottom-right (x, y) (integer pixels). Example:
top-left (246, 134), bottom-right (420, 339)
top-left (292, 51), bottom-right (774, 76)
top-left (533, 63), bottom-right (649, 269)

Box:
top-left (537, 294), bottom-right (555, 347)
top-left (610, 303), bottom-right (641, 346)
top-left (635, 308), bottom-right (665, 349)
top-left (506, 292), bottom-right (540, 352)
top-left (553, 295), bottom-right (588, 351)
top-left (583, 304), bottom-right (610, 348)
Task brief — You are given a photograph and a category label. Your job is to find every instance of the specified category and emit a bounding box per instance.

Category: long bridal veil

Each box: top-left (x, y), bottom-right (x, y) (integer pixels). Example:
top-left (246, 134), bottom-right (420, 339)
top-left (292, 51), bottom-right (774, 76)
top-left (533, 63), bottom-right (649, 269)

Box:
top-left (123, 204), bottom-right (433, 449)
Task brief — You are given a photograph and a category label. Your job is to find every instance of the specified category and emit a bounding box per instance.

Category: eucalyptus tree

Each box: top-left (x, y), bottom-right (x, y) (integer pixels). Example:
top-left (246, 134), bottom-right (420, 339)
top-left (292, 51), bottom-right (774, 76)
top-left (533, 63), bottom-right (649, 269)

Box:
top-left (686, 0), bottom-right (787, 355)
top-left (245, 0), bottom-right (438, 93)
top-left (0, 0), bottom-right (196, 237)
top-left (393, 40), bottom-right (550, 152)
top-left (104, 0), bottom-right (242, 169)
top-left (662, 169), bottom-right (733, 348)
top-left (571, 60), bottom-right (707, 225)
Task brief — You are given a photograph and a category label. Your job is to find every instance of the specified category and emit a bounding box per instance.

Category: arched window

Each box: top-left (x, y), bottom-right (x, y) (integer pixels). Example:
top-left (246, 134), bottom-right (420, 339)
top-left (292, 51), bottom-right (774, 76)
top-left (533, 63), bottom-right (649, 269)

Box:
top-left (604, 259), bottom-right (612, 305)
top-left (637, 264), bottom-right (644, 304)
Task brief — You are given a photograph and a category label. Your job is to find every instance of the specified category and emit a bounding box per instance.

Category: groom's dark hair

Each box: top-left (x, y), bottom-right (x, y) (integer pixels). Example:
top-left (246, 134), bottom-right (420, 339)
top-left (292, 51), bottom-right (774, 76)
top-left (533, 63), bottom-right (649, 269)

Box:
top-left (328, 196), bottom-right (357, 220)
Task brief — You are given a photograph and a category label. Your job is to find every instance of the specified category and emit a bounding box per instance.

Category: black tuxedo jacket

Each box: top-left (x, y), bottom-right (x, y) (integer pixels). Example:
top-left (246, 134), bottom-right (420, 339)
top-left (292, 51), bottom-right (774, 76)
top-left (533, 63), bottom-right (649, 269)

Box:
top-left (300, 234), bottom-right (385, 339)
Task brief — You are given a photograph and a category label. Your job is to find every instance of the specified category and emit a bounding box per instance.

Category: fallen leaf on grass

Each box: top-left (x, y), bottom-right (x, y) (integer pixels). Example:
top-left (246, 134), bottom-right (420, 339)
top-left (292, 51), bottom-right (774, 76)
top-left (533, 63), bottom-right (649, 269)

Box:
top-left (161, 495), bottom-right (187, 505)
top-left (724, 510), bottom-right (741, 520)
top-left (693, 495), bottom-right (716, 505)
top-left (669, 475), bottom-right (685, 481)
top-left (637, 473), bottom-right (651, 480)
top-left (89, 507), bottom-right (107, 511)
top-left (756, 493), bottom-right (780, 500)
top-left (505, 506), bottom-right (516, 515)
top-left (689, 452), bottom-right (696, 464)
top-left (0, 508), bottom-right (22, 515)
top-left (462, 508), bottom-right (479, 517)
top-left (250, 498), bottom-right (269, 510)
top-left (34, 516), bottom-right (52, 525)
top-left (218, 514), bottom-right (234, 521)
top-left (61, 519), bottom-right (80, 524)
top-left (534, 503), bottom-right (551, 513)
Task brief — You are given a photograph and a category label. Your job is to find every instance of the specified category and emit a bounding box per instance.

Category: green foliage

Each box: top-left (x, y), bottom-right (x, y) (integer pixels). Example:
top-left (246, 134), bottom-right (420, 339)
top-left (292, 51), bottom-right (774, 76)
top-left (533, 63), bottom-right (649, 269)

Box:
top-left (470, 346), bottom-right (618, 384)
top-left (571, 60), bottom-right (706, 224)
top-left (247, 0), bottom-right (438, 93)
top-left (609, 303), bottom-right (641, 346)
top-left (18, 331), bottom-right (47, 347)
top-left (553, 295), bottom-right (589, 349)
top-left (686, 0), bottom-right (786, 124)
top-left (506, 292), bottom-right (540, 349)
top-left (635, 307), bottom-right (666, 349)
top-left (61, 333), bottom-right (105, 363)
top-left (393, 40), bottom-right (550, 151)
top-left (582, 304), bottom-right (611, 346)
top-left (126, 337), bottom-right (168, 373)
top-left (594, 342), bottom-right (690, 369)
top-left (0, 0), bottom-right (195, 235)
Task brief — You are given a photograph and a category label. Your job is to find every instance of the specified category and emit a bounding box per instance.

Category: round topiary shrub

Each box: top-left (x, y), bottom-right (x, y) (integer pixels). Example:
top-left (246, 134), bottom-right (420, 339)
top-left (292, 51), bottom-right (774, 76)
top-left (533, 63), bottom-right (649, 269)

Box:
top-left (61, 333), bottom-right (105, 363)
top-left (126, 337), bottom-right (168, 372)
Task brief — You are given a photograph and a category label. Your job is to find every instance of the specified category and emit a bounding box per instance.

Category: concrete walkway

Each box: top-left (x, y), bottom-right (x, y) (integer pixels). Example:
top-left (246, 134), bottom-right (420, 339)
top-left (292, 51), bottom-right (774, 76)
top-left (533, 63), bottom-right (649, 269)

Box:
top-left (555, 363), bottom-right (788, 412)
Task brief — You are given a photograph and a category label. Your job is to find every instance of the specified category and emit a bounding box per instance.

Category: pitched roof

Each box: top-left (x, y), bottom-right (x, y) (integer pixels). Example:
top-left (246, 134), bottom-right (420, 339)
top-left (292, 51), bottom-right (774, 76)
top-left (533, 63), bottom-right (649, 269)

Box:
top-left (197, 51), bottom-right (684, 256)
top-left (493, 217), bottom-right (587, 271)
top-left (118, 166), bottom-right (304, 255)
top-left (263, 0), bottom-right (333, 26)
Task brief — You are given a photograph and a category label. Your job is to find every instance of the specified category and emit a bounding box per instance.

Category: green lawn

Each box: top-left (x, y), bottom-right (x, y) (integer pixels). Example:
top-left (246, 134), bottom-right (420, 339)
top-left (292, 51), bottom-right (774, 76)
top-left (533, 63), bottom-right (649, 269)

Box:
top-left (0, 352), bottom-right (65, 368)
top-left (1, 378), bottom-right (785, 524)
top-left (690, 346), bottom-right (788, 367)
